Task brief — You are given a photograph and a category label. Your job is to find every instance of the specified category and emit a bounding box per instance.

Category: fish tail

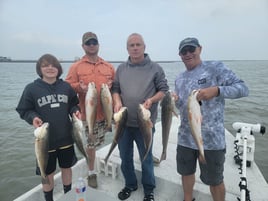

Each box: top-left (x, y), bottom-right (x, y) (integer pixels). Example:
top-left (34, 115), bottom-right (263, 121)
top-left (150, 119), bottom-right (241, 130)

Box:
top-left (104, 156), bottom-right (108, 164)
top-left (153, 155), bottom-right (161, 165)
top-left (142, 149), bottom-right (150, 162)
top-left (84, 155), bottom-right (89, 164)
top-left (160, 152), bottom-right (166, 162)
top-left (105, 125), bottom-right (112, 132)
top-left (41, 176), bottom-right (50, 184)
top-left (142, 155), bottom-right (147, 162)
top-left (198, 154), bottom-right (206, 164)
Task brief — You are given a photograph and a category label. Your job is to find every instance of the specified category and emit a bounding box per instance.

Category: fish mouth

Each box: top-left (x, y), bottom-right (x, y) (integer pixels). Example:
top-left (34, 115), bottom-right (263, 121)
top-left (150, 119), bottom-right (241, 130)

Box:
top-left (192, 89), bottom-right (199, 94)
top-left (192, 90), bottom-right (202, 106)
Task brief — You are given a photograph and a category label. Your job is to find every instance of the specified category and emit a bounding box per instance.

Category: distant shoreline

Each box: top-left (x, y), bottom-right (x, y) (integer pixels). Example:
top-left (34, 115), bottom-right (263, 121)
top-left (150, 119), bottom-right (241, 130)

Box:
top-left (1, 60), bottom-right (267, 64)
top-left (0, 60), bottom-right (179, 63)
top-left (0, 60), bottom-right (76, 63)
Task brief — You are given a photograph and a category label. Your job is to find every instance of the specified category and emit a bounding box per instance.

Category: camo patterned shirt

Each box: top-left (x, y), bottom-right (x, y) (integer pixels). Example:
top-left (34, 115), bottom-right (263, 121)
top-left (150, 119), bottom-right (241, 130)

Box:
top-left (175, 61), bottom-right (249, 150)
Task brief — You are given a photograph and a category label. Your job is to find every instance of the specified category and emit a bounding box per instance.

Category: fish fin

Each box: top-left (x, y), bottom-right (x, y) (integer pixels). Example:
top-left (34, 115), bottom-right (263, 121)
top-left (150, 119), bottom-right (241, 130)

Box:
top-left (41, 176), bottom-right (50, 184)
top-left (153, 155), bottom-right (161, 165)
top-left (172, 110), bottom-right (179, 118)
top-left (188, 112), bottom-right (193, 120)
top-left (149, 120), bottom-right (153, 128)
top-left (114, 122), bottom-right (119, 130)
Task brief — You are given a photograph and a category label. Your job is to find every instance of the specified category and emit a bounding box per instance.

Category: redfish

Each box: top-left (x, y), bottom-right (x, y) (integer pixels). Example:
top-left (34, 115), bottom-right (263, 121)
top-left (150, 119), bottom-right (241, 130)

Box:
top-left (160, 91), bottom-right (178, 162)
top-left (137, 104), bottom-right (153, 162)
top-left (100, 83), bottom-right (113, 132)
top-left (85, 82), bottom-right (98, 136)
top-left (34, 122), bottom-right (49, 184)
top-left (72, 114), bottom-right (88, 162)
top-left (187, 90), bottom-right (206, 163)
top-left (104, 107), bottom-right (128, 164)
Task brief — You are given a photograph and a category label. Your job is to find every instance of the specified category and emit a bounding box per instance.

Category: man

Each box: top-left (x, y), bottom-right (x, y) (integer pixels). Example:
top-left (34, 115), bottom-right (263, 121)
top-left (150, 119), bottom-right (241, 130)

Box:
top-left (174, 37), bottom-right (249, 201)
top-left (112, 33), bottom-right (169, 201)
top-left (66, 32), bottom-right (115, 188)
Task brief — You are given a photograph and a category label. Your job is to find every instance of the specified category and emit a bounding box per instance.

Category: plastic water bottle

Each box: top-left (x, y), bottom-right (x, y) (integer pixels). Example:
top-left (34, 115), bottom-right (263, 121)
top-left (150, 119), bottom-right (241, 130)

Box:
top-left (75, 177), bottom-right (86, 201)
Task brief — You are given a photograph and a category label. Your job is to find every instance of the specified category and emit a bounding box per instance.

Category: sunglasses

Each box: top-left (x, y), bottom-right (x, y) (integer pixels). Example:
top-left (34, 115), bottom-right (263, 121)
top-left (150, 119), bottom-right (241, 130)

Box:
top-left (180, 46), bottom-right (196, 56)
top-left (85, 40), bottom-right (98, 46)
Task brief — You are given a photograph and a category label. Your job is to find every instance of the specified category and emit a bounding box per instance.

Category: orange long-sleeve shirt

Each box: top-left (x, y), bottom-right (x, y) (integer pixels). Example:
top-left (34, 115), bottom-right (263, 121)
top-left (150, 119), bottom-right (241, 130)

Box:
top-left (66, 55), bottom-right (115, 121)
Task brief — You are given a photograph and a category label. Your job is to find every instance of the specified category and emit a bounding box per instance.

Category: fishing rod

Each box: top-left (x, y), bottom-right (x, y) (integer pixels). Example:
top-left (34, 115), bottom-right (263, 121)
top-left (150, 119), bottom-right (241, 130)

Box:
top-left (233, 122), bottom-right (266, 201)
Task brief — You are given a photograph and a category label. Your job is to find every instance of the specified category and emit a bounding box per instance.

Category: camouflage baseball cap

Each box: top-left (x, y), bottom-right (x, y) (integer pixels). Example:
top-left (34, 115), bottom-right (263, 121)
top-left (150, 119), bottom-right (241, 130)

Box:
top-left (82, 32), bottom-right (98, 44)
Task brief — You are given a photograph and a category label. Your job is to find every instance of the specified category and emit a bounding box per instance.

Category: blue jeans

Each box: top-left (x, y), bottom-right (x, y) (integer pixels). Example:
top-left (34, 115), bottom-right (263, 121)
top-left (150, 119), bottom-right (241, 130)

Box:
top-left (118, 126), bottom-right (155, 195)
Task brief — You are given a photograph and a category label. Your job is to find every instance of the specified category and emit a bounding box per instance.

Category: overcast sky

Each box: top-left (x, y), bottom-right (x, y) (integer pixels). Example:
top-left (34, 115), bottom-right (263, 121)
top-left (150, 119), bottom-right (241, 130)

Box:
top-left (0, 0), bottom-right (268, 61)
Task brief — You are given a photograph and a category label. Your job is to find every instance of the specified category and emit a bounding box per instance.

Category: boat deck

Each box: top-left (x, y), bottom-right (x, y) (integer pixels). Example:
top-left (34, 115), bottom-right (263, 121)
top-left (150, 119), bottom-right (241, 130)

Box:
top-left (14, 117), bottom-right (268, 201)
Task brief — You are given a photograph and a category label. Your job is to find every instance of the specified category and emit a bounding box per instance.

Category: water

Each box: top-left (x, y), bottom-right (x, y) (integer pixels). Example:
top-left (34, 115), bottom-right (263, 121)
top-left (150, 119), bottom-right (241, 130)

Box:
top-left (0, 61), bottom-right (267, 201)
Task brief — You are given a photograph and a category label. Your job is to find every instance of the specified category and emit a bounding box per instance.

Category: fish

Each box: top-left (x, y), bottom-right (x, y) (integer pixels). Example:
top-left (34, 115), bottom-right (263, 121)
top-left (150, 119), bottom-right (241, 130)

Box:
top-left (72, 114), bottom-right (88, 162)
top-left (100, 83), bottom-right (113, 132)
top-left (34, 122), bottom-right (50, 183)
top-left (159, 91), bottom-right (178, 162)
top-left (85, 82), bottom-right (98, 136)
top-left (187, 90), bottom-right (206, 163)
top-left (104, 107), bottom-right (128, 164)
top-left (137, 104), bottom-right (153, 162)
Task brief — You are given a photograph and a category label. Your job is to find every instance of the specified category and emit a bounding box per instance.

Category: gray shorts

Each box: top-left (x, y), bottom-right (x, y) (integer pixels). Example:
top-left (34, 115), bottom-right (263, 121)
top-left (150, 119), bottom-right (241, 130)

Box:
top-left (176, 145), bottom-right (225, 186)
top-left (83, 120), bottom-right (107, 148)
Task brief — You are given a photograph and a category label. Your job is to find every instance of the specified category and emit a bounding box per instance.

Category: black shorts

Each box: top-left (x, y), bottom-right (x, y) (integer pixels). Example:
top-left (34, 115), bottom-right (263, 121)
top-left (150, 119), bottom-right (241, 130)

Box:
top-left (176, 145), bottom-right (225, 186)
top-left (36, 145), bottom-right (77, 176)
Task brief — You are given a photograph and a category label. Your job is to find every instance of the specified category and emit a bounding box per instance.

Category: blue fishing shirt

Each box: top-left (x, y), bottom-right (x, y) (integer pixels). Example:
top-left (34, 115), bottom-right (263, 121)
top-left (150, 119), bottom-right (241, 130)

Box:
top-left (175, 61), bottom-right (249, 150)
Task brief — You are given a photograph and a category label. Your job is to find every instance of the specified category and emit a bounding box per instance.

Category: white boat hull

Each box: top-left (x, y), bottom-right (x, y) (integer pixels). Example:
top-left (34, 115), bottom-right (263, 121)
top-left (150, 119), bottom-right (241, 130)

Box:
top-left (14, 117), bottom-right (268, 201)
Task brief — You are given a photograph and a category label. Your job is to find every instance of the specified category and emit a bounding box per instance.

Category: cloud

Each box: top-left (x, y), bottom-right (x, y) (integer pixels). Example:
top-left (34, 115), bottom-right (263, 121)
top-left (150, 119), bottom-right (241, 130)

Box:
top-left (0, 0), bottom-right (268, 60)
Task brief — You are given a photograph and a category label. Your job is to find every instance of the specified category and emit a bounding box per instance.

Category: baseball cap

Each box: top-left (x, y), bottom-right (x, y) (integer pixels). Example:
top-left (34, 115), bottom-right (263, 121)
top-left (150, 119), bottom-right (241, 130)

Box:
top-left (179, 37), bottom-right (200, 52)
top-left (82, 32), bottom-right (98, 44)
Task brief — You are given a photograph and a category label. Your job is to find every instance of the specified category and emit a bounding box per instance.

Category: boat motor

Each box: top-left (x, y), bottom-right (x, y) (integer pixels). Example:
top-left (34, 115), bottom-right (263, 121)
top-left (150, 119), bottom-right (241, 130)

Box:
top-left (233, 122), bottom-right (265, 134)
top-left (232, 122), bottom-right (266, 201)
top-left (233, 122), bottom-right (265, 166)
